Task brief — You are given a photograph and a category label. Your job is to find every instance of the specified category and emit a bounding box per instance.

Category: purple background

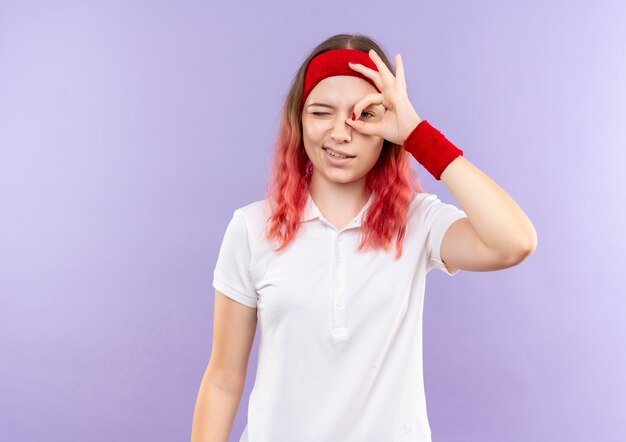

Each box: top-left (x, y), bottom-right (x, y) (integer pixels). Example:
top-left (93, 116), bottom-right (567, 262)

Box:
top-left (1, 1), bottom-right (625, 441)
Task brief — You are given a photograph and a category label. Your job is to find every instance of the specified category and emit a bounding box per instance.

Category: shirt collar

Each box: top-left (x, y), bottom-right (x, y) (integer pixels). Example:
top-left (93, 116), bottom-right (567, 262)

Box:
top-left (301, 189), bottom-right (375, 228)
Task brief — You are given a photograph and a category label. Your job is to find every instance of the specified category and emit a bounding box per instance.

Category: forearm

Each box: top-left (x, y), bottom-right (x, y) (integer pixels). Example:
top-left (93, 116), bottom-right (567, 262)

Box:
top-left (401, 118), bottom-right (537, 257)
top-left (440, 155), bottom-right (538, 254)
top-left (190, 371), bottom-right (244, 442)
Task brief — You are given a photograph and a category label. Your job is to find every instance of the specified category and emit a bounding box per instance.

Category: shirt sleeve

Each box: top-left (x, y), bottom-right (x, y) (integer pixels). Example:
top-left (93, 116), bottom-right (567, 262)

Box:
top-left (212, 208), bottom-right (259, 308)
top-left (423, 194), bottom-right (468, 276)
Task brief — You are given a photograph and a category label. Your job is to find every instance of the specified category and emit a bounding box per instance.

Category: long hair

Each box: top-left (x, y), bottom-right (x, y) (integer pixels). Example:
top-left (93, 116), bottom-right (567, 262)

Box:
top-left (264, 33), bottom-right (425, 259)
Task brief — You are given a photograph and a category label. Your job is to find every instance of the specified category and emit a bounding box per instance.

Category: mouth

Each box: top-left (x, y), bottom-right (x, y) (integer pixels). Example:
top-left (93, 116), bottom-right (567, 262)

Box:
top-left (322, 146), bottom-right (356, 159)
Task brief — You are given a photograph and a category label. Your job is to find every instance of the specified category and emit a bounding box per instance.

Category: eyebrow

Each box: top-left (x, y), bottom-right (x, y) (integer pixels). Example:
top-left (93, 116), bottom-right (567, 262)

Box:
top-left (307, 103), bottom-right (335, 109)
top-left (307, 102), bottom-right (382, 110)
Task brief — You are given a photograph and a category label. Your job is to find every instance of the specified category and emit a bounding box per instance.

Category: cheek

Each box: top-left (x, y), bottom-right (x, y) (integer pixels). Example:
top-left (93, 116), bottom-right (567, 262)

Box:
top-left (309, 120), bottom-right (330, 135)
top-left (367, 141), bottom-right (384, 156)
top-left (363, 144), bottom-right (384, 165)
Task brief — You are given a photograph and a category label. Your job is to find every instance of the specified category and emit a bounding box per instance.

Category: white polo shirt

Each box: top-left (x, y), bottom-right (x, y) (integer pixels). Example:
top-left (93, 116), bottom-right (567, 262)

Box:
top-left (212, 190), bottom-right (467, 442)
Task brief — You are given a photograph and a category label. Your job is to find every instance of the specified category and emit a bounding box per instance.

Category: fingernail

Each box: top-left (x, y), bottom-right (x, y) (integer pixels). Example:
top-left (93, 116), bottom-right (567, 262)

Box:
top-left (352, 112), bottom-right (356, 121)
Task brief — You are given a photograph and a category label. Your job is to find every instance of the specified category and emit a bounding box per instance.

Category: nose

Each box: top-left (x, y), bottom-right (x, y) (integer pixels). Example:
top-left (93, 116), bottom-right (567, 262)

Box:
top-left (330, 115), bottom-right (352, 143)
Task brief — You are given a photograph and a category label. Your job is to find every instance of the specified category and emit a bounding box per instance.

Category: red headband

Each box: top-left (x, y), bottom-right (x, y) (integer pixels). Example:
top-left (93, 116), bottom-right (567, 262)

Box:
top-left (300, 48), bottom-right (382, 114)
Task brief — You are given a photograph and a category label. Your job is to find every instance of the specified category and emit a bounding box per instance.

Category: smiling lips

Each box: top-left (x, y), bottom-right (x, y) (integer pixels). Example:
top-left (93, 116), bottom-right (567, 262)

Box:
top-left (323, 146), bottom-right (356, 158)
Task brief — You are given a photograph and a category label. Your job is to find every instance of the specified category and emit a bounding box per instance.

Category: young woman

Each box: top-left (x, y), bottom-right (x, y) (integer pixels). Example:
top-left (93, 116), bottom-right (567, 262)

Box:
top-left (192, 33), bottom-right (537, 442)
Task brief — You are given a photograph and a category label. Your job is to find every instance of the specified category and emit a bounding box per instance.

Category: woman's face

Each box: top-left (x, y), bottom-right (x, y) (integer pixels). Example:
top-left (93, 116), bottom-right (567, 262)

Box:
top-left (301, 75), bottom-right (385, 185)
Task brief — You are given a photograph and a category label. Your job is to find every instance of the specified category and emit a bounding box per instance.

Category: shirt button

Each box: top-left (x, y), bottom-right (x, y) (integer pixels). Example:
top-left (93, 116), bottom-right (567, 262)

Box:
top-left (335, 299), bottom-right (344, 308)
top-left (338, 235), bottom-right (343, 242)
top-left (337, 256), bottom-right (343, 263)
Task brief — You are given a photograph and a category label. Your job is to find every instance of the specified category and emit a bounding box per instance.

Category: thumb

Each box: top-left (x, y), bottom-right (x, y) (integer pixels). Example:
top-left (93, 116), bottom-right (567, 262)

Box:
top-left (345, 117), bottom-right (378, 136)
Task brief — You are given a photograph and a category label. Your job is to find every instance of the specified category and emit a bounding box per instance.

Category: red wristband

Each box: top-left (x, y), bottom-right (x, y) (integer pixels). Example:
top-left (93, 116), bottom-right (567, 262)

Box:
top-left (402, 120), bottom-right (463, 180)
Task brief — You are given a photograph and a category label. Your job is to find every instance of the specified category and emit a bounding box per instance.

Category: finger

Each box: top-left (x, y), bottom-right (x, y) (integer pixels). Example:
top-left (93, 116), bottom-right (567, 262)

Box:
top-left (345, 117), bottom-right (381, 136)
top-left (395, 53), bottom-right (407, 89)
top-left (348, 62), bottom-right (385, 92)
top-left (366, 49), bottom-right (396, 84)
top-left (352, 92), bottom-right (384, 121)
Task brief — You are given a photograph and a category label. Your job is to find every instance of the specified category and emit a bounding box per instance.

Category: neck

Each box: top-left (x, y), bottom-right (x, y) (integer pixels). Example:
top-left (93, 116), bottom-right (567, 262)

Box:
top-left (308, 173), bottom-right (370, 224)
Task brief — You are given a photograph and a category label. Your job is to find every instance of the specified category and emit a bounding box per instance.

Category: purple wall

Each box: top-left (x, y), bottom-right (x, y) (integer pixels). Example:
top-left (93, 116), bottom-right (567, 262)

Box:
top-left (1, 1), bottom-right (625, 441)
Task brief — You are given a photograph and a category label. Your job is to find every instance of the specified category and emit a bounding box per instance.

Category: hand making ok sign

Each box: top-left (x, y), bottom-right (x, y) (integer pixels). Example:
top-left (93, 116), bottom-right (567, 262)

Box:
top-left (345, 49), bottom-right (423, 146)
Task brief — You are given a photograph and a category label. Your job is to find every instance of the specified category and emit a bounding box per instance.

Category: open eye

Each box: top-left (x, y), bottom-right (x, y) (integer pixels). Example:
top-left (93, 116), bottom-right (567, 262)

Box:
top-left (360, 111), bottom-right (374, 119)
